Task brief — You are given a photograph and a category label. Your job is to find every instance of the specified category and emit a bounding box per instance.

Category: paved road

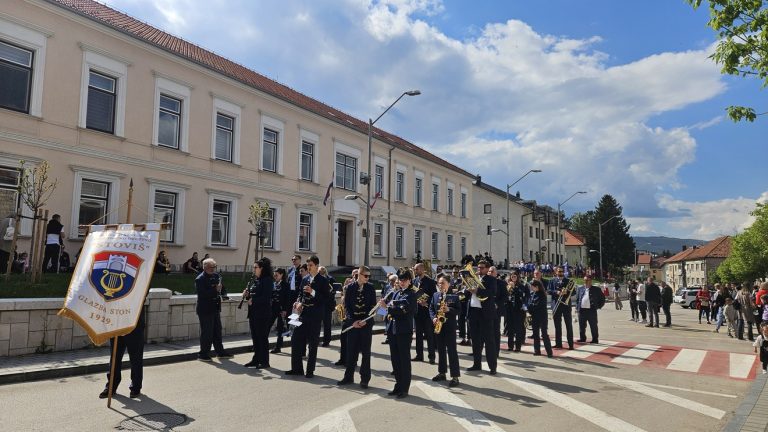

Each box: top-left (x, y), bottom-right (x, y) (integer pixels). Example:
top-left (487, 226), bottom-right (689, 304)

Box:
top-left (0, 304), bottom-right (757, 431)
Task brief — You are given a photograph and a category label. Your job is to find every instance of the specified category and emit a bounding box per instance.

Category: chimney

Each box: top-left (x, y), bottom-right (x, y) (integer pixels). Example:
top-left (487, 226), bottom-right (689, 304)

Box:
top-left (682, 245), bottom-right (687, 251)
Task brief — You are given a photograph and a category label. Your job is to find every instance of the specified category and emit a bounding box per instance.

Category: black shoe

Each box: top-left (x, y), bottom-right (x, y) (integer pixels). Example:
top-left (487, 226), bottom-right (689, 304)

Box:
top-left (458, 339), bottom-right (469, 346)
top-left (270, 348), bottom-right (282, 354)
top-left (334, 360), bottom-right (345, 366)
top-left (448, 378), bottom-right (460, 388)
top-left (568, 345), bottom-right (574, 350)
top-left (396, 392), bottom-right (409, 399)
top-left (590, 339), bottom-right (599, 344)
top-left (645, 324), bottom-right (654, 328)
top-left (257, 363), bottom-right (270, 369)
top-left (553, 344), bottom-right (563, 349)
top-left (663, 324), bottom-right (671, 328)
top-left (381, 340), bottom-right (390, 344)
top-left (390, 371), bottom-right (395, 375)
top-left (489, 370), bottom-right (497, 376)
top-left (387, 390), bottom-right (399, 396)
top-left (432, 373), bottom-right (446, 382)
top-left (284, 370), bottom-right (303, 376)
top-left (98, 389), bottom-right (110, 399)
top-left (305, 372), bottom-right (314, 378)
top-left (547, 353), bottom-right (553, 358)
top-left (466, 366), bottom-right (481, 372)
top-left (337, 379), bottom-right (353, 386)
top-left (244, 361), bottom-right (258, 368)
top-left (514, 348), bottom-right (521, 353)
top-left (654, 325), bottom-right (660, 328)
top-left (321, 342), bottom-right (330, 347)
top-left (428, 359), bottom-right (436, 365)
top-left (360, 382), bottom-right (369, 389)
top-left (412, 356), bottom-right (424, 362)
top-left (577, 339), bottom-right (587, 343)
top-left (198, 355), bottom-right (213, 362)
top-left (216, 351), bottom-right (233, 359)
top-left (129, 389), bottom-right (140, 399)
top-left (533, 352), bottom-right (541, 356)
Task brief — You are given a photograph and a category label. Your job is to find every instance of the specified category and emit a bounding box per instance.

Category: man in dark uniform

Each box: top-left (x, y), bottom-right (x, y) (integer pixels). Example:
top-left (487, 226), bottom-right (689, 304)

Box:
top-left (384, 268), bottom-right (417, 398)
top-left (195, 258), bottom-right (232, 361)
top-left (490, 266), bottom-right (506, 358)
top-left (506, 270), bottom-right (530, 352)
top-left (548, 266), bottom-right (574, 350)
top-left (467, 261), bottom-right (498, 374)
top-left (576, 275), bottom-right (606, 343)
top-left (269, 268), bottom-right (291, 353)
top-left (286, 255), bottom-right (302, 306)
top-left (431, 274), bottom-right (461, 387)
top-left (99, 309), bottom-right (146, 399)
top-left (413, 263), bottom-right (436, 364)
top-left (285, 255), bottom-right (330, 378)
top-left (337, 266), bottom-right (377, 388)
top-left (454, 268), bottom-right (470, 346)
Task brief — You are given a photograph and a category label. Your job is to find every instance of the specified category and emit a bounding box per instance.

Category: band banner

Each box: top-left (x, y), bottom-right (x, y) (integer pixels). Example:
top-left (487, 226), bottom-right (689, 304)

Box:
top-left (58, 224), bottom-right (160, 345)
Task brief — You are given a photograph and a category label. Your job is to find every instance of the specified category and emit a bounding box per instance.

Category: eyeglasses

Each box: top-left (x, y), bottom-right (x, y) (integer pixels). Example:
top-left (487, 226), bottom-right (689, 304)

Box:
top-left (360, 274), bottom-right (371, 278)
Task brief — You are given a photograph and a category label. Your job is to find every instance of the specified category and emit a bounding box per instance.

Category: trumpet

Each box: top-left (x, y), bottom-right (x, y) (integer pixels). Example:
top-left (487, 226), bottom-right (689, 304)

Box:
top-left (552, 279), bottom-right (576, 315)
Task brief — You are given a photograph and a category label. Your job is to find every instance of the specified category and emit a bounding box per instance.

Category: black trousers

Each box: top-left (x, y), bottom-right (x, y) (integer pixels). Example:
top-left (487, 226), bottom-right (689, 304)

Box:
top-left (435, 323), bottom-right (460, 377)
top-left (339, 322), bottom-right (348, 363)
top-left (531, 314), bottom-right (552, 356)
top-left (578, 308), bottom-right (599, 342)
top-left (493, 311), bottom-right (503, 357)
top-left (638, 301), bottom-right (647, 320)
top-left (389, 332), bottom-right (412, 394)
top-left (321, 307), bottom-right (333, 345)
top-left (629, 299), bottom-right (639, 320)
top-left (268, 308), bottom-right (285, 347)
top-left (414, 312), bottom-right (435, 360)
top-left (343, 325), bottom-right (372, 383)
top-left (42, 244), bottom-right (60, 272)
top-left (458, 302), bottom-right (469, 339)
top-left (699, 306), bottom-right (710, 323)
top-left (198, 312), bottom-right (225, 356)
top-left (552, 305), bottom-right (573, 347)
top-left (249, 315), bottom-right (271, 365)
top-left (290, 318), bottom-right (320, 374)
top-left (647, 302), bottom-right (660, 326)
top-left (662, 303), bottom-right (672, 325)
top-left (105, 331), bottom-right (144, 391)
top-left (468, 308), bottom-right (497, 370)
top-left (506, 309), bottom-right (526, 350)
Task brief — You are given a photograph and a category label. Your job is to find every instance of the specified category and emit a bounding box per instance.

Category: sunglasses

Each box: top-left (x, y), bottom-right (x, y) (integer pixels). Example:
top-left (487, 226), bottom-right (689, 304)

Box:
top-left (360, 274), bottom-right (371, 278)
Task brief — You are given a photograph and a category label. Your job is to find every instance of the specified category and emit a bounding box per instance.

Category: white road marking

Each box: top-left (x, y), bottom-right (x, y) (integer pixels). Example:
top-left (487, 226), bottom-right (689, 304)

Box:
top-left (414, 382), bottom-right (505, 431)
top-left (496, 366), bottom-right (647, 432)
top-left (666, 348), bottom-right (707, 372)
top-left (730, 353), bottom-right (756, 379)
top-left (611, 344), bottom-right (660, 365)
top-left (560, 340), bottom-right (617, 359)
top-left (292, 394), bottom-right (379, 432)
top-left (538, 367), bottom-right (726, 419)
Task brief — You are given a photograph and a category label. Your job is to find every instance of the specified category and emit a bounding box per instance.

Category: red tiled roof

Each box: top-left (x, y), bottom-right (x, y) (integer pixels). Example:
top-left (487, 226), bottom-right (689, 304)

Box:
top-left (636, 254), bottom-right (652, 265)
top-left (664, 236), bottom-right (731, 263)
top-left (564, 230), bottom-right (585, 246)
top-left (665, 247), bottom-right (696, 263)
top-left (46, 0), bottom-right (475, 180)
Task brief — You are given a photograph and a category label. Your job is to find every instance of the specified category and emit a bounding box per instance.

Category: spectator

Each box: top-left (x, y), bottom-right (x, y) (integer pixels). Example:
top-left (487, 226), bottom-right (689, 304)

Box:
top-left (11, 252), bottom-right (28, 274)
top-left (723, 298), bottom-right (738, 338)
top-left (754, 323), bottom-right (768, 374)
top-left (636, 280), bottom-right (648, 324)
top-left (154, 250), bottom-right (170, 274)
top-left (59, 246), bottom-right (71, 272)
top-left (613, 282), bottom-right (623, 310)
top-left (0, 213), bottom-right (14, 274)
top-left (696, 286), bottom-right (711, 324)
top-left (739, 285), bottom-right (759, 340)
top-left (714, 284), bottom-right (732, 333)
top-left (183, 252), bottom-right (202, 273)
top-left (756, 282), bottom-right (768, 326)
top-left (42, 214), bottom-right (65, 273)
top-left (644, 277), bottom-right (662, 328)
top-left (661, 281), bottom-right (673, 327)
top-left (628, 280), bottom-right (639, 322)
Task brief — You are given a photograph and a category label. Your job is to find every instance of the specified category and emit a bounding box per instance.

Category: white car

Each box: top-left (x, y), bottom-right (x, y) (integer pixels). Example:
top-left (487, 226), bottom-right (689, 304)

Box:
top-left (674, 288), bottom-right (701, 308)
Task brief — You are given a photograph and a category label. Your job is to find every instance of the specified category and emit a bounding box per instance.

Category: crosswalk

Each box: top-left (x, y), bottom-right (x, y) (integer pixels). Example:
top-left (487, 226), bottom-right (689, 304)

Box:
top-left (501, 340), bottom-right (759, 380)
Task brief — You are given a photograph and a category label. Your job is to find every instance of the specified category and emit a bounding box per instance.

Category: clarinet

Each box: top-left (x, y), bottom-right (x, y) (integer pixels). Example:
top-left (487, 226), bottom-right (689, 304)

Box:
top-left (238, 276), bottom-right (252, 309)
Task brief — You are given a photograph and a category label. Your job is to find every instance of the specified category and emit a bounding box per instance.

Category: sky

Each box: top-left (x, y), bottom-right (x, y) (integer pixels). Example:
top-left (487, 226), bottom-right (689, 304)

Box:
top-left (103, 0), bottom-right (767, 241)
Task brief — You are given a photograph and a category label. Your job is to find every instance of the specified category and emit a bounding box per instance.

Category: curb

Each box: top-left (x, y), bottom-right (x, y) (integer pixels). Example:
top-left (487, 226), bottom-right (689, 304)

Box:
top-left (0, 328), bottom-right (385, 386)
top-left (722, 371), bottom-right (767, 432)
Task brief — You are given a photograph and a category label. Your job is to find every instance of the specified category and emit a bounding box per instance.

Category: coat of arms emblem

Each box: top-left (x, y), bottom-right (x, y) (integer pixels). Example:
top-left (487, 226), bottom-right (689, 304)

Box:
top-left (89, 251), bottom-right (143, 301)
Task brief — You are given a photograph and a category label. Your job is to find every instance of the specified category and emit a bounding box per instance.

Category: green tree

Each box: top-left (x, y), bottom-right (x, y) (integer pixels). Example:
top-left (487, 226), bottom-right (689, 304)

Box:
top-left (686, 0), bottom-right (768, 121)
top-left (718, 202), bottom-right (768, 281)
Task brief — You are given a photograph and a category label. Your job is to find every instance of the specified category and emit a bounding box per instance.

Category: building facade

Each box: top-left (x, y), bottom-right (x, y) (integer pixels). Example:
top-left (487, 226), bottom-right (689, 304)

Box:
top-left (663, 236), bottom-right (731, 289)
top-left (0, 0), bottom-right (473, 270)
top-left (564, 229), bottom-right (587, 267)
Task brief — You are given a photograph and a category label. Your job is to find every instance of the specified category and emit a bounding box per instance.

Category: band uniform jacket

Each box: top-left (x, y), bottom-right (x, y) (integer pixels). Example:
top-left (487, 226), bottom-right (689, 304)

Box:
top-left (195, 272), bottom-right (227, 315)
top-left (547, 277), bottom-right (572, 307)
top-left (343, 281), bottom-right (377, 326)
top-left (507, 282), bottom-right (531, 313)
top-left (429, 291), bottom-right (460, 329)
top-left (527, 289), bottom-right (549, 319)
top-left (287, 266), bottom-right (302, 305)
top-left (387, 287), bottom-right (417, 335)
top-left (575, 285), bottom-right (606, 312)
top-left (415, 276), bottom-right (437, 319)
top-left (494, 277), bottom-right (507, 315)
top-left (473, 275), bottom-right (498, 319)
top-left (298, 274), bottom-right (331, 322)
top-left (272, 279), bottom-right (292, 313)
top-left (246, 275), bottom-right (274, 319)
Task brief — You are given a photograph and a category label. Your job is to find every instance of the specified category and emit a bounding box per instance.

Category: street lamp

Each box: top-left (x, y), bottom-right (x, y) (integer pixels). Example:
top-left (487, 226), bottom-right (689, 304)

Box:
top-left (505, 169), bottom-right (541, 268)
top-left (556, 191), bottom-right (586, 266)
top-left (364, 90), bottom-right (420, 267)
top-left (599, 215), bottom-right (619, 280)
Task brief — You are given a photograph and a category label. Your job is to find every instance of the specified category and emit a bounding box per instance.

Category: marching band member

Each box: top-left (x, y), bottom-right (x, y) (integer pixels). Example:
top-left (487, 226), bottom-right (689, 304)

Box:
top-left (337, 266), bottom-right (377, 388)
top-left (384, 268), bottom-right (417, 398)
top-left (467, 261), bottom-right (498, 375)
top-left (413, 263), bottom-right (437, 364)
top-left (195, 258), bottom-right (232, 361)
top-left (269, 268), bottom-right (291, 354)
top-left (336, 269), bottom-right (358, 366)
top-left (243, 258), bottom-right (274, 368)
top-left (529, 280), bottom-right (553, 357)
top-left (547, 266), bottom-right (574, 350)
top-left (453, 268), bottom-right (471, 346)
top-left (430, 275), bottom-right (461, 387)
top-left (489, 266), bottom-right (506, 358)
top-left (285, 256), bottom-right (331, 378)
top-left (505, 270), bottom-right (530, 352)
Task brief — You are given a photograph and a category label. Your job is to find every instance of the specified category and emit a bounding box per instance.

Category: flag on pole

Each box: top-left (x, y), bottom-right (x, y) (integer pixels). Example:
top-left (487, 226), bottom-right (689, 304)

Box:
top-left (370, 190), bottom-right (382, 209)
top-left (323, 175), bottom-right (334, 206)
top-left (58, 224), bottom-right (160, 345)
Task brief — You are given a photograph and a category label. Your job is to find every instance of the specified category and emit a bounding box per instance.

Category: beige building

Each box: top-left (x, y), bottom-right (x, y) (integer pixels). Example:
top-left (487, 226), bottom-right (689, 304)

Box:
top-left (663, 236), bottom-right (731, 289)
top-left (563, 229), bottom-right (587, 267)
top-left (0, 0), bottom-right (474, 270)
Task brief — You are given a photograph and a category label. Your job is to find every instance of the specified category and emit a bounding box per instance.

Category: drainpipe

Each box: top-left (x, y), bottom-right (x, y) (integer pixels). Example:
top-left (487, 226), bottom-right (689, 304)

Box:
top-left (387, 145), bottom-right (395, 267)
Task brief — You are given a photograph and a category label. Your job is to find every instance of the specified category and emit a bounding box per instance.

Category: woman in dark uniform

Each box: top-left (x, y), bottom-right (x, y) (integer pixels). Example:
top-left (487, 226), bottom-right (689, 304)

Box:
top-left (243, 257), bottom-right (274, 368)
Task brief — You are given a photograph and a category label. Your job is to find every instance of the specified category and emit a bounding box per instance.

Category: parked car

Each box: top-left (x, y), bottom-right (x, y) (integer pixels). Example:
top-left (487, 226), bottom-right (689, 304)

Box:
top-left (674, 288), bottom-right (701, 308)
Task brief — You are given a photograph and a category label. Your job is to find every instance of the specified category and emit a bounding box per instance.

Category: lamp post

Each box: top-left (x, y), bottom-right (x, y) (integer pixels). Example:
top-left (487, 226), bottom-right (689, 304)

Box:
top-left (599, 215), bottom-right (619, 280)
top-left (364, 90), bottom-right (420, 267)
top-left (505, 169), bottom-right (541, 269)
top-left (556, 190), bottom-right (586, 266)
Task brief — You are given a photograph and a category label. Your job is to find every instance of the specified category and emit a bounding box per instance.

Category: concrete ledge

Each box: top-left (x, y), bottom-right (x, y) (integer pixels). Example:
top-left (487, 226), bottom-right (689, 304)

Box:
top-left (723, 371), bottom-right (768, 432)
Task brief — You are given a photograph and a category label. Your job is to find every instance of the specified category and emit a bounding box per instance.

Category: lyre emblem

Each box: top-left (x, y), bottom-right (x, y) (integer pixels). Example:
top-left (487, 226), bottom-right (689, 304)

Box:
top-left (100, 255), bottom-right (127, 297)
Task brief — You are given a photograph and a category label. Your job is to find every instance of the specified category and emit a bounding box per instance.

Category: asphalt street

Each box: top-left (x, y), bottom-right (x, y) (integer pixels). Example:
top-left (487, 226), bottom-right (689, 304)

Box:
top-left (0, 303), bottom-right (757, 431)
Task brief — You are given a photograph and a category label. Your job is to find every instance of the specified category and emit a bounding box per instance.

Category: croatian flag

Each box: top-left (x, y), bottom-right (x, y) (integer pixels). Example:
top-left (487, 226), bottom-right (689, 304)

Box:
top-left (370, 190), bottom-right (382, 209)
top-left (323, 176), bottom-right (334, 206)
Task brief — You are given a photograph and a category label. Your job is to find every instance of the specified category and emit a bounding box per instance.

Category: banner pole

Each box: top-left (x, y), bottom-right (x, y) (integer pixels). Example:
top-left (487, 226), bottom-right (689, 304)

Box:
top-left (125, 179), bottom-right (134, 224)
top-left (243, 232), bottom-right (252, 281)
top-left (106, 336), bottom-right (118, 408)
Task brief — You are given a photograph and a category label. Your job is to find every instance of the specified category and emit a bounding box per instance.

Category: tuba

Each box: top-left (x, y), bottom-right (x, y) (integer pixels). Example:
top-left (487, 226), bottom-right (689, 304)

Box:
top-left (459, 263), bottom-right (487, 301)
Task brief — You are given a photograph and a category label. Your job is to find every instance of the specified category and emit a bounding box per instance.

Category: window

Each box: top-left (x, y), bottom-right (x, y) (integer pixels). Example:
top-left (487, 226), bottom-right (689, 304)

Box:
top-left (484, 204), bottom-right (492, 214)
top-left (460, 192), bottom-right (467, 218)
top-left (78, 179), bottom-right (110, 237)
top-left (86, 71), bottom-right (116, 134)
top-left (375, 165), bottom-right (384, 196)
top-left (395, 227), bottom-right (404, 258)
top-left (529, 226), bottom-right (533, 237)
top-left (431, 232), bottom-right (438, 259)
top-left (262, 128), bottom-right (278, 172)
top-left (535, 227), bottom-right (539, 239)
top-left (0, 166), bottom-right (20, 219)
top-left (432, 183), bottom-right (439, 211)
top-left (395, 172), bottom-right (405, 202)
top-left (215, 113), bottom-right (234, 162)
top-left (447, 188), bottom-right (454, 215)
top-left (299, 212), bottom-right (313, 251)
top-left (211, 199), bottom-right (231, 246)
top-left (152, 190), bottom-right (177, 242)
top-left (157, 94), bottom-right (181, 149)
top-left (0, 40), bottom-right (33, 113)
top-left (415, 178), bottom-right (423, 207)
top-left (262, 208), bottom-right (275, 249)
top-left (460, 237), bottom-right (467, 258)
top-left (301, 141), bottom-right (314, 181)
top-left (335, 153), bottom-right (357, 191)
top-left (373, 223), bottom-right (383, 256)
top-left (447, 234), bottom-right (454, 261)
top-left (414, 229), bottom-right (422, 256)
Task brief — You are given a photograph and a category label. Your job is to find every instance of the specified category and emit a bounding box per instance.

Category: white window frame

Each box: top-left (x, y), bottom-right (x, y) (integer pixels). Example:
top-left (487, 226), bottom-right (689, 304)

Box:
top-left (148, 181), bottom-right (187, 245)
top-left (261, 114), bottom-right (285, 174)
top-left (0, 17), bottom-right (48, 117)
top-left (296, 209), bottom-right (317, 252)
top-left (299, 128), bottom-right (319, 183)
top-left (373, 156), bottom-right (387, 198)
top-left (78, 49), bottom-right (128, 137)
top-left (431, 231), bottom-right (439, 260)
top-left (211, 97), bottom-right (241, 164)
top-left (70, 168), bottom-right (122, 238)
top-left (373, 222), bottom-right (384, 256)
top-left (0, 155), bottom-right (34, 235)
top-left (414, 228), bottom-right (423, 257)
top-left (447, 183), bottom-right (454, 216)
top-left (152, 76), bottom-right (191, 152)
top-left (206, 191), bottom-right (239, 247)
top-left (447, 234), bottom-right (454, 261)
top-left (414, 172), bottom-right (424, 208)
top-left (395, 163), bottom-right (407, 204)
top-left (395, 225), bottom-right (405, 258)
top-left (334, 140), bottom-right (362, 193)
top-left (431, 181), bottom-right (440, 212)
top-left (460, 188), bottom-right (468, 218)
top-left (460, 236), bottom-right (467, 258)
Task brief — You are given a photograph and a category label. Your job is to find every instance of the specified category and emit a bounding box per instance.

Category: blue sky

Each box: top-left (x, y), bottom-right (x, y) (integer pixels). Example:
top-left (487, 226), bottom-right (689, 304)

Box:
top-left (104, 0), bottom-right (767, 240)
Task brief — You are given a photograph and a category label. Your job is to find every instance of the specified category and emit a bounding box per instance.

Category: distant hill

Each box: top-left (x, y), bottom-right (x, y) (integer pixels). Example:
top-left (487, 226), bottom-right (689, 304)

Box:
top-left (632, 236), bottom-right (707, 255)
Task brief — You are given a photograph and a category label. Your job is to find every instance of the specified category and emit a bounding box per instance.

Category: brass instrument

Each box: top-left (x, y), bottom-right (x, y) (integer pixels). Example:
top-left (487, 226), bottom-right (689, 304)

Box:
top-left (422, 259), bottom-right (433, 279)
top-left (459, 263), bottom-right (487, 301)
top-left (417, 292), bottom-right (430, 304)
top-left (524, 314), bottom-right (532, 330)
top-left (335, 302), bottom-right (345, 322)
top-left (434, 293), bottom-right (447, 334)
top-left (552, 279), bottom-right (576, 315)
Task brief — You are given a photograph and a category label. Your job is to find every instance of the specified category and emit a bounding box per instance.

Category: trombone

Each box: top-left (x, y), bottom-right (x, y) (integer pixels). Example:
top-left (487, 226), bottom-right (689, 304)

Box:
top-left (552, 279), bottom-right (576, 315)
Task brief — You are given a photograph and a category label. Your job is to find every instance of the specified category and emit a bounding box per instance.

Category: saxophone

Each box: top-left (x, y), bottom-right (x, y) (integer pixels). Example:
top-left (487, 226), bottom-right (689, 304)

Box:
top-left (335, 301), bottom-right (345, 322)
top-left (434, 293), bottom-right (447, 334)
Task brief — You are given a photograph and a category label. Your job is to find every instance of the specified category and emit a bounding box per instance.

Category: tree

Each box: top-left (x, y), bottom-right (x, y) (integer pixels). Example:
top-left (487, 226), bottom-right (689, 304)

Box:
top-left (18, 160), bottom-right (58, 283)
top-left (686, 0), bottom-right (768, 122)
top-left (717, 202), bottom-right (768, 281)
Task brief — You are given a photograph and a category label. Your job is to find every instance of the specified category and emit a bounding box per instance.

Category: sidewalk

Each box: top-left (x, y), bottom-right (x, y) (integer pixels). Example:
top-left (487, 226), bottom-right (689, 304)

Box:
top-left (724, 371), bottom-right (768, 432)
top-left (0, 324), bottom-right (385, 385)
